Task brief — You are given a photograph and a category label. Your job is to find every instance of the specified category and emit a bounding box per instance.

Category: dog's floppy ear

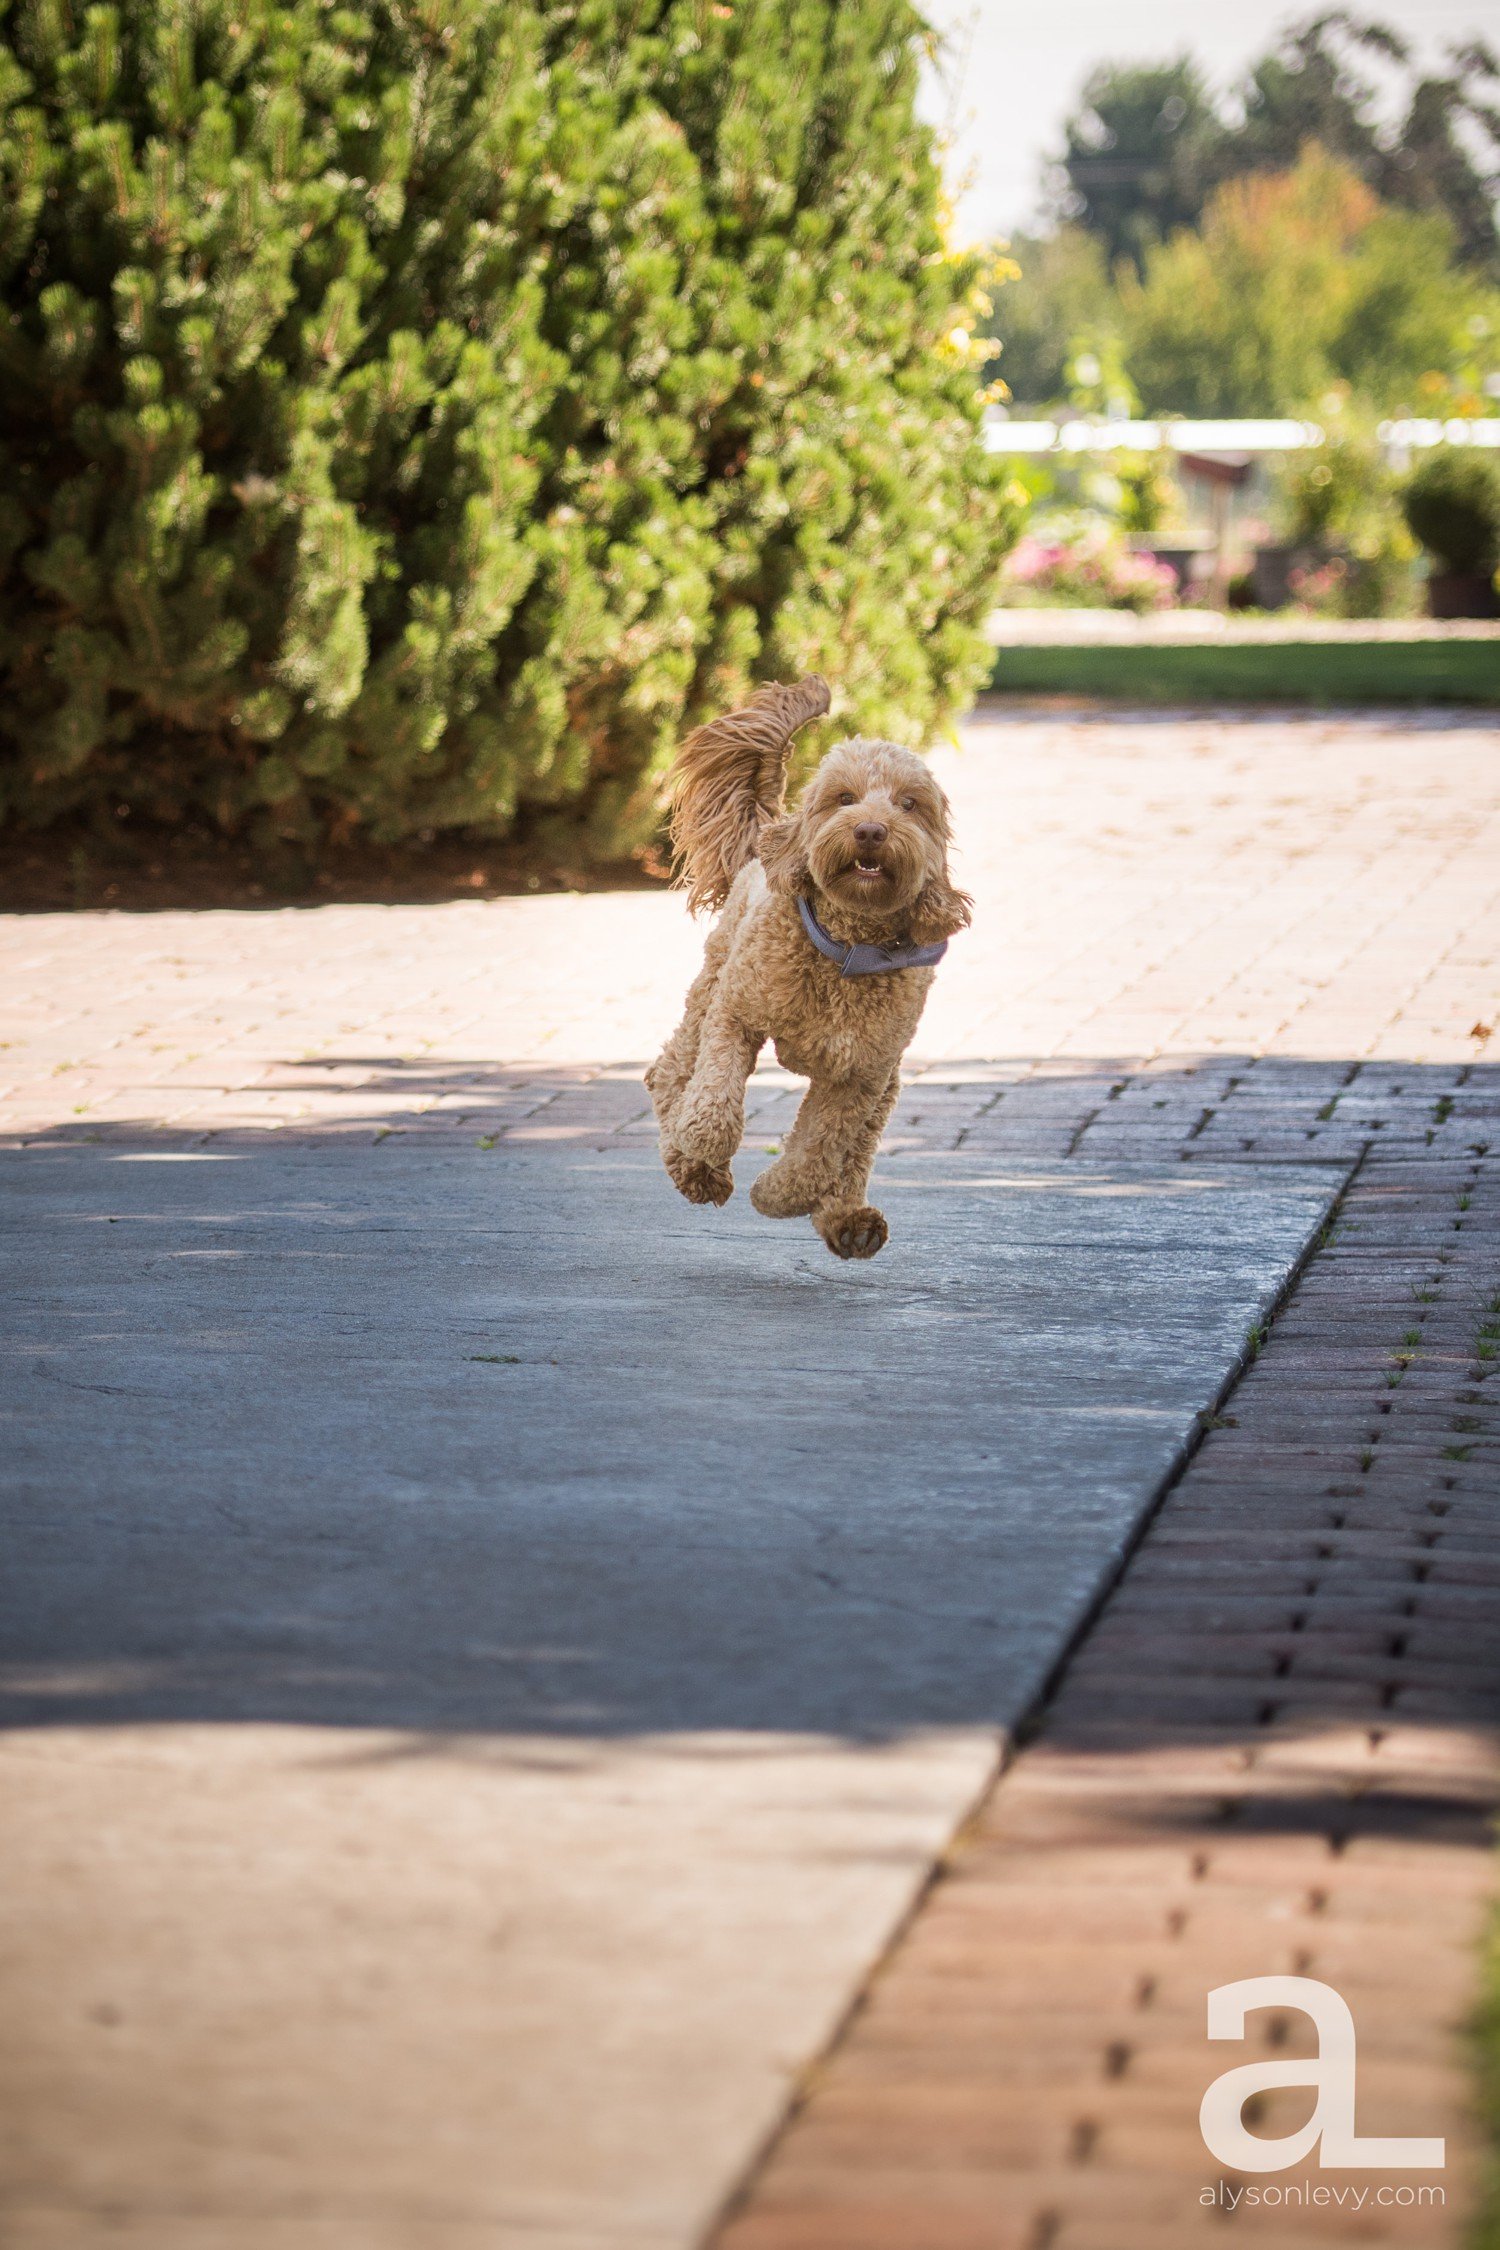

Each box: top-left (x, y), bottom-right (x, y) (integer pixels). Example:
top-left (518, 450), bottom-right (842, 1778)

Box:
top-left (909, 868), bottom-right (973, 944)
top-left (756, 810), bottom-right (811, 895)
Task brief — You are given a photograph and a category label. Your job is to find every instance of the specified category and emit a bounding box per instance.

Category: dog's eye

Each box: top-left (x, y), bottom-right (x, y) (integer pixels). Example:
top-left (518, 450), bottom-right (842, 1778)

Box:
top-left (837, 791), bottom-right (856, 806)
top-left (900, 795), bottom-right (915, 811)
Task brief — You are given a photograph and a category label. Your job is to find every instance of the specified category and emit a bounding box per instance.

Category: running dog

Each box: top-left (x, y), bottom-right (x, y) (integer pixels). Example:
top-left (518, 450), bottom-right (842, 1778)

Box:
top-left (646, 677), bottom-right (969, 1258)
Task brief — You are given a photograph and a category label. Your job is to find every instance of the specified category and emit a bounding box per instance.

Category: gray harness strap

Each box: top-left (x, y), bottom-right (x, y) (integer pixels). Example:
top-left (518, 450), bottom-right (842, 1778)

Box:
top-left (796, 892), bottom-right (949, 978)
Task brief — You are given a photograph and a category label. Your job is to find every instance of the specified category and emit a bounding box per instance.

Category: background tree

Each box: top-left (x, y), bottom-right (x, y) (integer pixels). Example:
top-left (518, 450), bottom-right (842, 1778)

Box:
top-left (991, 164), bottom-right (1500, 417)
top-left (0, 0), bottom-right (1015, 854)
top-left (1050, 59), bottom-right (1223, 274)
top-left (1053, 12), bottom-right (1500, 280)
top-left (982, 226), bottom-right (1117, 406)
top-left (1120, 146), bottom-right (1498, 416)
top-left (1232, 14), bottom-right (1406, 187)
top-left (1388, 41), bottom-right (1500, 273)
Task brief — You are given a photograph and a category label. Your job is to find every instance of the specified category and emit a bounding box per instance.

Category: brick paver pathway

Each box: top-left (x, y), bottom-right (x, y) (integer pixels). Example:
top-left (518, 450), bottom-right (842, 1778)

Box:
top-left (713, 1140), bottom-right (1499, 2250)
top-left (5, 704), bottom-right (1499, 2245)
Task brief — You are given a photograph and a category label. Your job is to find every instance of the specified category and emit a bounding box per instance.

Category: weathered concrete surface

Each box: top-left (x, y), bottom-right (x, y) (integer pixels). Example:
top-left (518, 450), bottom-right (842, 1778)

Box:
top-left (3, 1144), bottom-right (1338, 1736)
top-left (3, 1724), bottom-right (990, 2250)
top-left (1, 1140), bottom-right (1337, 2247)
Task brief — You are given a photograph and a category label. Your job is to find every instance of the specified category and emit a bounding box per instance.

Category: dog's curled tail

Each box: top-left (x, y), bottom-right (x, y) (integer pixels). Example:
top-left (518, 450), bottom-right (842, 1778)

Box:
top-left (669, 676), bottom-right (831, 915)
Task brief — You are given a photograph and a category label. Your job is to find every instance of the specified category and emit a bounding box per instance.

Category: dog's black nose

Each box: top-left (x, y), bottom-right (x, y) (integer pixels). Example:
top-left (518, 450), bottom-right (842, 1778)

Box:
top-left (853, 820), bottom-right (888, 847)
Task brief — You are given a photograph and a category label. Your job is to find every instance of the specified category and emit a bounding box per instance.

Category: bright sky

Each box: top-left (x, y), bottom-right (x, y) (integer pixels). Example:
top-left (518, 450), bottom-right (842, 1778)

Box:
top-left (918, 0), bottom-right (1499, 245)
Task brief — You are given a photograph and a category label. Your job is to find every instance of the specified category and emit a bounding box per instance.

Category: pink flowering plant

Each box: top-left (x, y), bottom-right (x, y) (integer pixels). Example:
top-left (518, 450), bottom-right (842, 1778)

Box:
top-left (1000, 531), bottom-right (1178, 613)
top-left (1287, 557), bottom-right (1350, 615)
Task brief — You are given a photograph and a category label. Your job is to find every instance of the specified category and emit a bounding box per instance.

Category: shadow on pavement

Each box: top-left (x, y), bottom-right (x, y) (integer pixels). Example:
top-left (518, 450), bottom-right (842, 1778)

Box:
top-left (2, 1054), bottom-right (1495, 1845)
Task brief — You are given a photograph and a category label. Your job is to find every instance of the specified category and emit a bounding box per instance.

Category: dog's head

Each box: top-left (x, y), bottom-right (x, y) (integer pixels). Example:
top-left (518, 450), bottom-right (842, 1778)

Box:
top-left (758, 738), bottom-right (971, 944)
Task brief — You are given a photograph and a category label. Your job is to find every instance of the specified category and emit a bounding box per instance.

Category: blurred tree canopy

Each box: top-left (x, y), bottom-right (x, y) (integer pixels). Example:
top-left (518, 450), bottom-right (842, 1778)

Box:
top-left (996, 151), bottom-right (1499, 413)
top-left (1055, 11), bottom-right (1500, 278)
top-left (0, 0), bottom-right (1015, 853)
top-left (990, 12), bottom-right (1500, 416)
top-left (992, 227), bottom-right (1118, 411)
top-left (1051, 58), bottom-right (1225, 277)
top-left (1123, 148), bottom-right (1499, 417)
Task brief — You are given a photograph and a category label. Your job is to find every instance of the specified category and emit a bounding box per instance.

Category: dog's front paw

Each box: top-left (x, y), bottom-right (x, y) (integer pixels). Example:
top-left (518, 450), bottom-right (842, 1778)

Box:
top-left (664, 1142), bottom-right (734, 1206)
top-left (817, 1203), bottom-right (889, 1260)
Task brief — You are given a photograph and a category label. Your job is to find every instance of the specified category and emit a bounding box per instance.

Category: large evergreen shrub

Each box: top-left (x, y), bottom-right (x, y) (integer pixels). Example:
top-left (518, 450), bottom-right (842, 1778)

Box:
top-left (0, 0), bottom-right (1014, 853)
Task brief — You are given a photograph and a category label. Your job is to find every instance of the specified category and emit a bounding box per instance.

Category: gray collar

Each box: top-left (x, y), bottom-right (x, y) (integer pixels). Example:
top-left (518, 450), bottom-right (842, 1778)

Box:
top-left (796, 892), bottom-right (949, 978)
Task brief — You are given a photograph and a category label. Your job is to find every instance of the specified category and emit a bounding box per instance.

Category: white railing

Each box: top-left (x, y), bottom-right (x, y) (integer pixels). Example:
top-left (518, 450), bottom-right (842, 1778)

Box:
top-left (985, 415), bottom-right (1500, 456)
top-left (984, 417), bottom-right (1321, 455)
top-left (1377, 418), bottom-right (1500, 449)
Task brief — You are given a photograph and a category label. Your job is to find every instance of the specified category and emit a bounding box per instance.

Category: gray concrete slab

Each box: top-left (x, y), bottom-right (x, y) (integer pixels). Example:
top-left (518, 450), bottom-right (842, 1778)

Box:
top-left (0, 1142), bottom-right (1340, 2247)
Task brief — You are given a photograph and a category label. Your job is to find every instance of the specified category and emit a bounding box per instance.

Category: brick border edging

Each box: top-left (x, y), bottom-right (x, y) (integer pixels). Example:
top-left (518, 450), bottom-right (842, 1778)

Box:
top-left (711, 1134), bottom-right (1499, 2249)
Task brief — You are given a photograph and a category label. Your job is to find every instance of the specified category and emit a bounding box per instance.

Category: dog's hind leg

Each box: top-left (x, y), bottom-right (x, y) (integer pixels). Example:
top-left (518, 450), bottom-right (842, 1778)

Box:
top-left (654, 985), bottom-right (744, 1204)
top-left (652, 972), bottom-right (742, 1204)
top-left (749, 1066), bottom-right (897, 1225)
top-left (646, 1012), bottom-right (702, 1136)
top-left (668, 994), bottom-right (762, 1182)
top-left (646, 926), bottom-right (731, 1132)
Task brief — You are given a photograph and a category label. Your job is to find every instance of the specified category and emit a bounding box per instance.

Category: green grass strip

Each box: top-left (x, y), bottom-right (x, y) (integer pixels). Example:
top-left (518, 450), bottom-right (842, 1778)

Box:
top-left (987, 640), bottom-right (1500, 705)
top-left (1477, 1904), bottom-right (1500, 2249)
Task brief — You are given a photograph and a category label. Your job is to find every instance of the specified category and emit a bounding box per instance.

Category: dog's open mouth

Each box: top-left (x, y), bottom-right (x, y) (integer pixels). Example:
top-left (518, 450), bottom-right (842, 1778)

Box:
top-left (850, 857), bottom-right (889, 884)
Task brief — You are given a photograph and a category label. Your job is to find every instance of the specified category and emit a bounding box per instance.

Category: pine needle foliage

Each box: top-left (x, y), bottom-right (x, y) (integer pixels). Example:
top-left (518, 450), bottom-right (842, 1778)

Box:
top-left (0, 0), bottom-right (1013, 851)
